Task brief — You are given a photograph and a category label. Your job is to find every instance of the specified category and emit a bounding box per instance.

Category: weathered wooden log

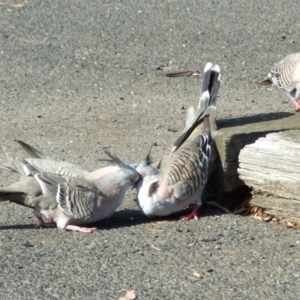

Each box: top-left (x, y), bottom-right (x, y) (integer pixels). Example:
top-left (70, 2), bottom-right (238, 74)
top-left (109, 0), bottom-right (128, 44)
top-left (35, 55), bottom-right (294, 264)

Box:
top-left (211, 112), bottom-right (300, 194)
top-left (237, 130), bottom-right (300, 222)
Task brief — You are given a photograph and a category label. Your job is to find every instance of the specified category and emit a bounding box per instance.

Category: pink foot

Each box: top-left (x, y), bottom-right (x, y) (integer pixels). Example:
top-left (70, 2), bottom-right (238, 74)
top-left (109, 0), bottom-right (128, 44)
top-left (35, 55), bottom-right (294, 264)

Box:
top-left (293, 100), bottom-right (300, 112)
top-left (65, 224), bottom-right (97, 233)
top-left (181, 204), bottom-right (200, 221)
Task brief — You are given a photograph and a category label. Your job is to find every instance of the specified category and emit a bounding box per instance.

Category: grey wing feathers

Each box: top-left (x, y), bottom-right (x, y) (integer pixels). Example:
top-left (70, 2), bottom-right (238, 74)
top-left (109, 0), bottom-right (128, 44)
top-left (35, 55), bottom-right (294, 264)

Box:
top-left (0, 156), bottom-right (18, 173)
top-left (6, 156), bottom-right (32, 177)
top-left (15, 140), bottom-right (89, 177)
top-left (34, 173), bottom-right (99, 219)
top-left (15, 140), bottom-right (55, 160)
top-left (168, 133), bottom-right (211, 199)
top-left (24, 158), bottom-right (89, 178)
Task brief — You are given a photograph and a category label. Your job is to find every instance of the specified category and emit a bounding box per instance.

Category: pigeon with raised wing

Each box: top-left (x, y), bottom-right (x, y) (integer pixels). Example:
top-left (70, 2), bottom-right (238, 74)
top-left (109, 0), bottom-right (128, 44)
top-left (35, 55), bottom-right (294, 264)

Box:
top-left (135, 63), bottom-right (220, 220)
top-left (0, 149), bottom-right (140, 232)
top-left (257, 52), bottom-right (300, 111)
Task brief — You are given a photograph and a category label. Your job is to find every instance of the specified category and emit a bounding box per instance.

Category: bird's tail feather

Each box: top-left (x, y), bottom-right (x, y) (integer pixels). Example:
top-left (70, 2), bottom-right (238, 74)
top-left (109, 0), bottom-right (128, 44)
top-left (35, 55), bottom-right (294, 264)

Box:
top-left (0, 188), bottom-right (24, 202)
top-left (209, 65), bottom-right (221, 107)
top-left (203, 106), bottom-right (218, 140)
top-left (172, 91), bottom-right (209, 152)
top-left (172, 62), bottom-right (221, 152)
top-left (0, 190), bottom-right (41, 209)
top-left (0, 175), bottom-right (43, 208)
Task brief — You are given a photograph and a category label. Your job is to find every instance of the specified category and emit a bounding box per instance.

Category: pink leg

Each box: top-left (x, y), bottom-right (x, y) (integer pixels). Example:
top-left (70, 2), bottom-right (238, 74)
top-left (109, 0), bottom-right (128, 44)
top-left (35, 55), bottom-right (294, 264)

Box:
top-left (65, 224), bottom-right (97, 233)
top-left (180, 204), bottom-right (200, 221)
top-left (293, 100), bottom-right (300, 112)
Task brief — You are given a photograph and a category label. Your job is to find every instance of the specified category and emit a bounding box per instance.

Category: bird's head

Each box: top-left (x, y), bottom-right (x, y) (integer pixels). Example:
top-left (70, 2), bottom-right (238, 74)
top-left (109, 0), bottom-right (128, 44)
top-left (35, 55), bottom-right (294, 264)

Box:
top-left (135, 173), bottom-right (163, 216)
top-left (101, 149), bottom-right (141, 188)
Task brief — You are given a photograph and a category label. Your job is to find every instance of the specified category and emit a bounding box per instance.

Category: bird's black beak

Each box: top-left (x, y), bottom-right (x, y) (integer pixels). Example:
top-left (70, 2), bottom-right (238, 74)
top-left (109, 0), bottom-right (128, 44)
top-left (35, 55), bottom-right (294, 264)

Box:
top-left (131, 172), bottom-right (144, 190)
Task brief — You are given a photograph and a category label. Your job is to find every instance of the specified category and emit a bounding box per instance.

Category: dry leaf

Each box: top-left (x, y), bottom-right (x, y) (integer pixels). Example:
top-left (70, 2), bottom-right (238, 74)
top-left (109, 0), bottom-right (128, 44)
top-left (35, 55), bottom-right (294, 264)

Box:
top-left (118, 290), bottom-right (137, 300)
top-left (284, 221), bottom-right (300, 229)
top-left (193, 271), bottom-right (202, 278)
top-left (10, 3), bottom-right (24, 8)
top-left (151, 245), bottom-right (161, 251)
top-left (148, 228), bottom-right (167, 233)
top-left (157, 70), bottom-right (201, 77)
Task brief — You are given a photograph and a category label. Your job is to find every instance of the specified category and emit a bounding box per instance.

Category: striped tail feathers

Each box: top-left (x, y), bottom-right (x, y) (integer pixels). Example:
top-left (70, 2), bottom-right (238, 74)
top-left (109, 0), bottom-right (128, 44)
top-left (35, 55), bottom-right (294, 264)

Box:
top-left (171, 63), bottom-right (220, 152)
top-left (197, 63), bottom-right (220, 110)
top-left (181, 63), bottom-right (220, 142)
top-left (182, 63), bottom-right (212, 133)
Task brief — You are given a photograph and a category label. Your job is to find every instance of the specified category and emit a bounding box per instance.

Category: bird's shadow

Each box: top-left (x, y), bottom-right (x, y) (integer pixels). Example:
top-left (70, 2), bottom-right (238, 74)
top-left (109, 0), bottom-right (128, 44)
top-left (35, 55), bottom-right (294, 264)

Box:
top-left (0, 223), bottom-right (37, 230)
top-left (0, 204), bottom-right (226, 231)
top-left (217, 111), bottom-right (294, 128)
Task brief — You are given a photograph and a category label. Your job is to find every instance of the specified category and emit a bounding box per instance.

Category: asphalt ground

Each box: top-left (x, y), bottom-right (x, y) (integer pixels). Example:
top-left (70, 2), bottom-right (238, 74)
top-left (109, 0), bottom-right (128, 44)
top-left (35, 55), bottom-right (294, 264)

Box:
top-left (0, 1), bottom-right (300, 299)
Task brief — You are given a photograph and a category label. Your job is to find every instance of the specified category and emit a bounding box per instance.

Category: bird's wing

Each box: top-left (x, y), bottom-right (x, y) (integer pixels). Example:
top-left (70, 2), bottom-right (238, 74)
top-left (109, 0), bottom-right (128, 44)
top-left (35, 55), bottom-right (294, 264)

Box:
top-left (14, 140), bottom-right (90, 177)
top-left (15, 140), bottom-right (56, 160)
top-left (34, 172), bottom-right (99, 220)
top-left (167, 132), bottom-right (211, 200)
top-left (0, 156), bottom-right (18, 173)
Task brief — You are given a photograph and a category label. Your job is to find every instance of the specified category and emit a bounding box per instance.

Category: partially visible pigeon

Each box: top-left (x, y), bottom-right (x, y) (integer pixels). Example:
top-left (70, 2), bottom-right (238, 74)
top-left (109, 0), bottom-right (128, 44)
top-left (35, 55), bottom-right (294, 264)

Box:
top-left (0, 148), bottom-right (140, 232)
top-left (134, 63), bottom-right (220, 220)
top-left (257, 52), bottom-right (300, 111)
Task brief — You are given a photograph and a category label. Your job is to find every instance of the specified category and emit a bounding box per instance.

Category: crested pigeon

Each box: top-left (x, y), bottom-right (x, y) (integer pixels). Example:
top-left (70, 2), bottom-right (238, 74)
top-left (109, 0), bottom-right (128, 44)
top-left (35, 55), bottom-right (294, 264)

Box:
top-left (257, 52), bottom-right (300, 111)
top-left (0, 146), bottom-right (140, 232)
top-left (134, 63), bottom-right (220, 220)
